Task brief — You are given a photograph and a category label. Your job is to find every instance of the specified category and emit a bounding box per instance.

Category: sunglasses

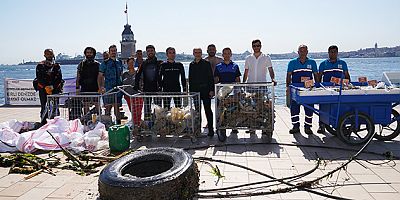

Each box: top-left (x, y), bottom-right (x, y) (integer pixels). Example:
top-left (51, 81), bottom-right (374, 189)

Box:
top-left (252, 45), bottom-right (261, 47)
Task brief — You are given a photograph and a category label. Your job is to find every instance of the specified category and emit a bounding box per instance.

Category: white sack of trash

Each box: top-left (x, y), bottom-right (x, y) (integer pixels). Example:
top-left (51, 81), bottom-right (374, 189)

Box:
top-left (0, 117), bottom-right (108, 153)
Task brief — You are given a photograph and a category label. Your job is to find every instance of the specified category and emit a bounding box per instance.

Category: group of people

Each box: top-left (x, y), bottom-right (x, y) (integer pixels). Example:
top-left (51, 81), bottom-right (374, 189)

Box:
top-left (35, 39), bottom-right (350, 137)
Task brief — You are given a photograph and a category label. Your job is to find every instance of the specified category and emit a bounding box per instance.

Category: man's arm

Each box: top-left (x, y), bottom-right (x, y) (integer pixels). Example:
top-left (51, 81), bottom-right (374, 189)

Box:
top-left (344, 71), bottom-right (351, 81)
top-left (134, 64), bottom-right (143, 90)
top-left (180, 63), bottom-right (187, 92)
top-left (268, 67), bottom-right (276, 85)
top-left (97, 72), bottom-right (105, 93)
top-left (286, 72), bottom-right (292, 88)
top-left (313, 72), bottom-right (320, 83)
top-left (158, 64), bottom-right (164, 91)
top-left (76, 63), bottom-right (81, 92)
top-left (235, 76), bottom-right (240, 83)
top-left (243, 69), bottom-right (248, 82)
top-left (206, 62), bottom-right (214, 91)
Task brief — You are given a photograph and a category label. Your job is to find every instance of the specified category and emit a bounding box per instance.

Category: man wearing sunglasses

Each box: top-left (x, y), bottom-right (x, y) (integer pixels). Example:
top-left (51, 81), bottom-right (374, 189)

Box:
top-left (243, 39), bottom-right (276, 85)
top-left (242, 39), bottom-right (276, 134)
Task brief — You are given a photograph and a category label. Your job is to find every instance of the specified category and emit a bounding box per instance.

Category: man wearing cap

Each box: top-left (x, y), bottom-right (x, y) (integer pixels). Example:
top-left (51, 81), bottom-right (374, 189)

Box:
top-left (286, 45), bottom-right (318, 135)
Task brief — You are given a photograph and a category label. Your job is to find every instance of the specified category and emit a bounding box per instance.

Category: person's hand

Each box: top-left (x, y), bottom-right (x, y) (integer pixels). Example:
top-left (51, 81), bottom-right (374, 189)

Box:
top-left (98, 87), bottom-right (106, 94)
top-left (272, 79), bottom-right (277, 86)
top-left (209, 91), bottom-right (215, 98)
top-left (45, 86), bottom-right (53, 94)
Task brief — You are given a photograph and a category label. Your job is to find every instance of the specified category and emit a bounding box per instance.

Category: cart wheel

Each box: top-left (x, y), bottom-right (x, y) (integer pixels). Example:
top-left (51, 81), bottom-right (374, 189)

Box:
top-left (338, 112), bottom-right (375, 145)
top-left (217, 129), bottom-right (227, 142)
top-left (375, 109), bottom-right (400, 141)
top-left (325, 124), bottom-right (337, 136)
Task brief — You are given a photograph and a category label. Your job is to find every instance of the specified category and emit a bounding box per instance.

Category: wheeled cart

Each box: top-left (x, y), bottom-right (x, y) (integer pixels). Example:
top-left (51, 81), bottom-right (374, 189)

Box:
top-left (290, 82), bottom-right (400, 145)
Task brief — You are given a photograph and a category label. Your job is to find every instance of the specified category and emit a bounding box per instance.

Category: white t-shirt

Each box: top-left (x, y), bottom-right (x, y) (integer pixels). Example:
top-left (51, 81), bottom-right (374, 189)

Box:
top-left (244, 53), bottom-right (273, 82)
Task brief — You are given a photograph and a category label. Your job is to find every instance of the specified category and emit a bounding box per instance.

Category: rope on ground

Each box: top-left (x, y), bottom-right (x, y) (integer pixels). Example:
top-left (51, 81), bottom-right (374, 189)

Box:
top-left (194, 157), bottom-right (349, 200)
top-left (196, 155), bottom-right (321, 193)
top-left (194, 132), bottom-right (379, 199)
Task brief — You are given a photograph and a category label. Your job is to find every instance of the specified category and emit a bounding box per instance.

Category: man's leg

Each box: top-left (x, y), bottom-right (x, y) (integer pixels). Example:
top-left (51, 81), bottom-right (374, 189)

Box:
top-left (39, 91), bottom-right (48, 125)
top-left (202, 97), bottom-right (214, 136)
top-left (163, 97), bottom-right (171, 109)
top-left (289, 100), bottom-right (301, 134)
top-left (144, 97), bottom-right (151, 120)
top-left (304, 104), bottom-right (314, 134)
top-left (174, 96), bottom-right (182, 108)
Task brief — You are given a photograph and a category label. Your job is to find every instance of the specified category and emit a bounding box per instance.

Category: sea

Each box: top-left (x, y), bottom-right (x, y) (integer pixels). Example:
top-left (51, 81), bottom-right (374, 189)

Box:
top-left (1, 57), bottom-right (400, 105)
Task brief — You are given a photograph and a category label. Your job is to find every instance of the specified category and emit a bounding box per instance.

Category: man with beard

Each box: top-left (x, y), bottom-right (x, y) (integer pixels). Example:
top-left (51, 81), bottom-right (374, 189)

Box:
top-left (204, 44), bottom-right (223, 75)
top-left (76, 47), bottom-right (100, 114)
top-left (159, 47), bottom-right (186, 109)
top-left (35, 49), bottom-right (64, 125)
top-left (135, 45), bottom-right (162, 120)
top-left (189, 48), bottom-right (215, 136)
top-left (98, 45), bottom-right (123, 124)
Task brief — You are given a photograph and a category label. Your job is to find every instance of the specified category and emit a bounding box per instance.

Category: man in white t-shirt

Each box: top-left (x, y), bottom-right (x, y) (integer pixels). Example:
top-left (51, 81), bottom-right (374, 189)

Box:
top-left (243, 39), bottom-right (276, 85)
top-left (242, 39), bottom-right (276, 134)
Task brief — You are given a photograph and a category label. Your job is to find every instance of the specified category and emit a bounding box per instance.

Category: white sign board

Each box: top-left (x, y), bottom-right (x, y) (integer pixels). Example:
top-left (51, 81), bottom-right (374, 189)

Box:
top-left (4, 77), bottom-right (77, 106)
top-left (4, 78), bottom-right (40, 105)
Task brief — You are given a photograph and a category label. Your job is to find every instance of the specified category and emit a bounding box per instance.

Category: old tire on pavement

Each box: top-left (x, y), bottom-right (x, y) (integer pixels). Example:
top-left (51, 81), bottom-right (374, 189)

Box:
top-left (98, 147), bottom-right (199, 200)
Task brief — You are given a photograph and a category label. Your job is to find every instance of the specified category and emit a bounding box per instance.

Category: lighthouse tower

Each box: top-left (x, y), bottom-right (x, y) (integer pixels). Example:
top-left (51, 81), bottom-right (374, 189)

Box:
top-left (120, 3), bottom-right (136, 63)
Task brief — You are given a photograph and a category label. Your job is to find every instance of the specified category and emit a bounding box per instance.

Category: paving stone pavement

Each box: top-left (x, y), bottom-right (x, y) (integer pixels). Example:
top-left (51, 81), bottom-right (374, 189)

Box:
top-left (0, 105), bottom-right (399, 199)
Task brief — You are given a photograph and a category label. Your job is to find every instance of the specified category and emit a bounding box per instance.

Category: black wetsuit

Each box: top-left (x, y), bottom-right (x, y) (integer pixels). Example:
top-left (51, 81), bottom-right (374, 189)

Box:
top-left (135, 57), bottom-right (162, 119)
top-left (135, 57), bottom-right (161, 92)
top-left (189, 59), bottom-right (214, 132)
top-left (159, 61), bottom-right (187, 108)
top-left (35, 62), bottom-right (63, 125)
top-left (77, 59), bottom-right (100, 92)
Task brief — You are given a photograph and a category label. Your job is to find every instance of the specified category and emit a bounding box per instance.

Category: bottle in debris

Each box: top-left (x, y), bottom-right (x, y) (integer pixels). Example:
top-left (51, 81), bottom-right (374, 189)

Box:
top-left (86, 114), bottom-right (98, 131)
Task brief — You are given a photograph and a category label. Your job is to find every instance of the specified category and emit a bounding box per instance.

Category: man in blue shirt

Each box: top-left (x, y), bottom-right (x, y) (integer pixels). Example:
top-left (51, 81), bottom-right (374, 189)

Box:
top-left (317, 45), bottom-right (351, 133)
top-left (318, 45), bottom-right (350, 82)
top-left (286, 45), bottom-right (318, 135)
top-left (214, 47), bottom-right (241, 84)
top-left (214, 47), bottom-right (241, 134)
top-left (98, 44), bottom-right (124, 124)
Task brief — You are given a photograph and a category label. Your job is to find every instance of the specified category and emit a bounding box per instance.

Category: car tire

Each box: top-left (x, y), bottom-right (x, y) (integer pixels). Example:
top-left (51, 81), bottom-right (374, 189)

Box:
top-left (98, 147), bottom-right (199, 200)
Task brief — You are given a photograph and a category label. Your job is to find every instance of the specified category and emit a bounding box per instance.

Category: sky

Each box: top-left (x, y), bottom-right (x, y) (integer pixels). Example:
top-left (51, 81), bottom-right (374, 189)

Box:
top-left (0, 0), bottom-right (399, 64)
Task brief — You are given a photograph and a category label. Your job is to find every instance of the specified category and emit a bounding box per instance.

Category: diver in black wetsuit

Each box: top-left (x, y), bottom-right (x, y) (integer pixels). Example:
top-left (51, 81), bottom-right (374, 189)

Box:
top-left (159, 47), bottom-right (187, 109)
top-left (135, 45), bottom-right (162, 119)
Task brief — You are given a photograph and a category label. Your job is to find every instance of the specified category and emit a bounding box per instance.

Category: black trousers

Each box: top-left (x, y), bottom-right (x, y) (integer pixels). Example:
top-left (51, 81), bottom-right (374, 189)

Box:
top-left (163, 97), bottom-right (182, 109)
top-left (144, 97), bottom-right (162, 120)
top-left (39, 90), bottom-right (59, 125)
top-left (194, 96), bottom-right (213, 131)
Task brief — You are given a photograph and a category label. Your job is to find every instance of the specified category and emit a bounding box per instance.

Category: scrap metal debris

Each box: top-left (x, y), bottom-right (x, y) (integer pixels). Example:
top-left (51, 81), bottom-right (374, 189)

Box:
top-left (217, 87), bottom-right (275, 131)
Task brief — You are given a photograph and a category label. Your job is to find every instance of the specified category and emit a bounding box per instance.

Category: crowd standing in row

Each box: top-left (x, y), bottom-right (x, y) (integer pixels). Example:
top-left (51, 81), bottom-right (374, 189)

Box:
top-left (35, 40), bottom-right (350, 136)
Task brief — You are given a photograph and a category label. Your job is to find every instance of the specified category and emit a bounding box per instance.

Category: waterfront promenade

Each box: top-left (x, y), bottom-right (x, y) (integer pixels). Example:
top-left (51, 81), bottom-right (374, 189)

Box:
top-left (0, 105), bottom-right (399, 199)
